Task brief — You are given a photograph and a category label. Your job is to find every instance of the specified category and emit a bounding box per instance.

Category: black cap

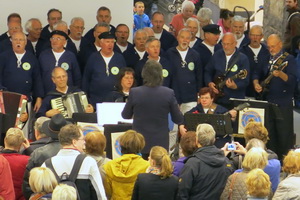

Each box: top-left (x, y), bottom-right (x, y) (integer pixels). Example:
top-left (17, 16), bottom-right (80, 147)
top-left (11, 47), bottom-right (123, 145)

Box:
top-left (50, 30), bottom-right (69, 40)
top-left (202, 24), bottom-right (221, 34)
top-left (98, 31), bottom-right (115, 40)
top-left (42, 114), bottom-right (70, 139)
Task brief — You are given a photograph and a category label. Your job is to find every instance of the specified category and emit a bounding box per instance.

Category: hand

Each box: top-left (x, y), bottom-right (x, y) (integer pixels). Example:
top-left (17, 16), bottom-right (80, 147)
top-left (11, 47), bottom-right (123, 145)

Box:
top-left (19, 112), bottom-right (28, 123)
top-left (272, 70), bottom-right (280, 77)
top-left (233, 142), bottom-right (247, 155)
top-left (229, 110), bottom-right (237, 120)
top-left (208, 82), bottom-right (219, 94)
top-left (225, 79), bottom-right (238, 89)
top-left (254, 83), bottom-right (262, 93)
top-left (85, 104), bottom-right (94, 113)
top-left (33, 97), bottom-right (42, 112)
top-left (179, 125), bottom-right (187, 136)
top-left (45, 109), bottom-right (61, 117)
top-left (221, 142), bottom-right (231, 156)
top-left (22, 138), bottom-right (30, 149)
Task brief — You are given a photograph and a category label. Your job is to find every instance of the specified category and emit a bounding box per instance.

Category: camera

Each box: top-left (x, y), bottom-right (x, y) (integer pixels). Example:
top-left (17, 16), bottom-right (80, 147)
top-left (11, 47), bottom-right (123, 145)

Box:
top-left (227, 143), bottom-right (236, 151)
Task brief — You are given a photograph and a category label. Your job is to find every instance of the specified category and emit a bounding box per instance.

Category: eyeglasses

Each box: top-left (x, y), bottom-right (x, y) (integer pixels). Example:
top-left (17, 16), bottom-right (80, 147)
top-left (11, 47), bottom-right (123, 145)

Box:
top-left (72, 26), bottom-right (85, 30)
top-left (116, 31), bottom-right (129, 34)
top-left (50, 37), bottom-right (65, 41)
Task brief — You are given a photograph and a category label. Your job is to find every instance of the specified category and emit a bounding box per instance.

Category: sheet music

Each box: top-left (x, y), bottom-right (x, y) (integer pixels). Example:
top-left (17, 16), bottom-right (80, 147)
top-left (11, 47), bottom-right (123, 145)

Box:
top-left (96, 103), bottom-right (133, 125)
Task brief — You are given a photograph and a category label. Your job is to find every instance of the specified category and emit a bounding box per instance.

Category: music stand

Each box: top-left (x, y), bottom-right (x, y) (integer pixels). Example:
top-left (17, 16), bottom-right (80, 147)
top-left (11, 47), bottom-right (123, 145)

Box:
top-left (184, 113), bottom-right (233, 136)
top-left (72, 113), bottom-right (97, 123)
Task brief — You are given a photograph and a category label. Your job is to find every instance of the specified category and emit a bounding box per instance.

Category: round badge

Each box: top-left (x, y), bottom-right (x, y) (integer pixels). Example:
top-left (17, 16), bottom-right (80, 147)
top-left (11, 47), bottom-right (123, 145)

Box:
top-left (241, 110), bottom-right (262, 128)
top-left (61, 63), bottom-right (69, 71)
top-left (188, 62), bottom-right (195, 71)
top-left (22, 62), bottom-right (31, 71)
top-left (111, 66), bottom-right (119, 75)
top-left (162, 69), bottom-right (169, 78)
top-left (231, 64), bottom-right (238, 72)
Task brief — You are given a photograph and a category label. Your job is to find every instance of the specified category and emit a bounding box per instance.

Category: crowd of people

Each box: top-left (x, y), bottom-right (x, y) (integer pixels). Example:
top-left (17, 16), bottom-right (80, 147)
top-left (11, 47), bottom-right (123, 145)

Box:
top-left (0, 0), bottom-right (300, 199)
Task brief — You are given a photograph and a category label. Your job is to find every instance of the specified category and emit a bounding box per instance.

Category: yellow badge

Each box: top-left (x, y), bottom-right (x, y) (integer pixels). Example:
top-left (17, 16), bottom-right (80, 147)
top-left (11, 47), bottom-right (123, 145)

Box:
top-left (162, 69), bottom-right (169, 77)
top-left (61, 63), bottom-right (69, 71)
top-left (231, 64), bottom-right (238, 72)
top-left (188, 62), bottom-right (195, 71)
top-left (22, 62), bottom-right (31, 71)
top-left (111, 67), bottom-right (119, 75)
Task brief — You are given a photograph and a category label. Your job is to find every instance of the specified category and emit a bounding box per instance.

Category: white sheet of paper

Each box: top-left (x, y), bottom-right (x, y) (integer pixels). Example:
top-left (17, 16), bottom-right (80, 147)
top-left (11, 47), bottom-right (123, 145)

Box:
top-left (96, 102), bottom-right (133, 126)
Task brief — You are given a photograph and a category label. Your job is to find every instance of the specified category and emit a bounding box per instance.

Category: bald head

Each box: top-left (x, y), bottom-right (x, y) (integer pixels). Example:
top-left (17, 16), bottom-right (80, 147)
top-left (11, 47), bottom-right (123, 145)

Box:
top-left (222, 33), bottom-right (237, 55)
top-left (267, 34), bottom-right (282, 56)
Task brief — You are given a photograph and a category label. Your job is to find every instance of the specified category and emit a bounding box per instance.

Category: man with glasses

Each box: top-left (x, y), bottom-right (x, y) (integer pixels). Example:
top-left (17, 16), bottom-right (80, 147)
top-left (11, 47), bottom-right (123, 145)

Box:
top-left (253, 34), bottom-right (297, 160)
top-left (114, 24), bottom-right (133, 54)
top-left (205, 32), bottom-right (249, 108)
top-left (40, 8), bottom-right (62, 41)
top-left (38, 30), bottom-right (81, 95)
top-left (0, 13), bottom-right (22, 42)
top-left (69, 17), bottom-right (87, 53)
top-left (240, 25), bottom-right (270, 98)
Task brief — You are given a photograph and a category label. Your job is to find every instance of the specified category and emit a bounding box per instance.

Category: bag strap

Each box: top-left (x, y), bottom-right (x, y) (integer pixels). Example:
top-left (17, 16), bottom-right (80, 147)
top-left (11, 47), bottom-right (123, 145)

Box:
top-left (45, 158), bottom-right (60, 181)
top-left (68, 154), bottom-right (87, 182)
top-left (228, 172), bottom-right (239, 200)
top-left (224, 52), bottom-right (240, 77)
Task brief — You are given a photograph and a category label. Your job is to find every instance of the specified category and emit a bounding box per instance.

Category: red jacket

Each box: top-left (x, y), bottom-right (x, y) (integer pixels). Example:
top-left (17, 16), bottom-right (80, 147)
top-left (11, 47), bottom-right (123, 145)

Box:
top-left (1, 150), bottom-right (29, 200)
top-left (0, 155), bottom-right (15, 200)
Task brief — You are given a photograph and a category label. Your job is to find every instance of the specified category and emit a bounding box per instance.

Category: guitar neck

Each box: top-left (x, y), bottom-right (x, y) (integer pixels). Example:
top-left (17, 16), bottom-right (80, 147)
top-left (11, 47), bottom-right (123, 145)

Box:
top-left (218, 74), bottom-right (239, 89)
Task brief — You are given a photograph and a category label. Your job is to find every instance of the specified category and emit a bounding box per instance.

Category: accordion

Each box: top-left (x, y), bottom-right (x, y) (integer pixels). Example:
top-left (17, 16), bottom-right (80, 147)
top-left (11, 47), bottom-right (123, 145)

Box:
top-left (0, 91), bottom-right (27, 129)
top-left (51, 91), bottom-right (88, 118)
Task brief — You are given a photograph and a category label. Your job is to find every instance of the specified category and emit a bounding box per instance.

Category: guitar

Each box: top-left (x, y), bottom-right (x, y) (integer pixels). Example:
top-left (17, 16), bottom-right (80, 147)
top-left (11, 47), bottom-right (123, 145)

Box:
top-left (257, 61), bottom-right (288, 100)
top-left (214, 69), bottom-right (248, 96)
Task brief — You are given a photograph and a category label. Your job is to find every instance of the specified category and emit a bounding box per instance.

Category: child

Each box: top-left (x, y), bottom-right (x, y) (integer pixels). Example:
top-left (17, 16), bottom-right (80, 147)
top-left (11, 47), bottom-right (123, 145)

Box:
top-left (132, 146), bottom-right (178, 200)
top-left (134, 1), bottom-right (152, 33)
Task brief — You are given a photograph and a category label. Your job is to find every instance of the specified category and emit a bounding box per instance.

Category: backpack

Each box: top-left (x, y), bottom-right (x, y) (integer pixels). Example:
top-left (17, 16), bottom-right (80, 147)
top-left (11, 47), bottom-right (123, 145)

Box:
top-left (45, 154), bottom-right (87, 200)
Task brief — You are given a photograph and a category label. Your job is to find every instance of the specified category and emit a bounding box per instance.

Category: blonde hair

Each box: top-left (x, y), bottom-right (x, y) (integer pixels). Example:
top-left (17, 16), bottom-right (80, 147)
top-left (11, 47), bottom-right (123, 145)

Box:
top-left (85, 131), bottom-right (106, 156)
top-left (242, 147), bottom-right (268, 171)
top-left (244, 122), bottom-right (269, 144)
top-left (119, 130), bottom-right (145, 154)
top-left (282, 150), bottom-right (300, 174)
top-left (196, 123), bottom-right (215, 146)
top-left (52, 184), bottom-right (76, 200)
top-left (4, 128), bottom-right (25, 148)
top-left (150, 146), bottom-right (173, 179)
top-left (29, 167), bottom-right (58, 194)
top-left (135, 1), bottom-right (144, 7)
top-left (246, 168), bottom-right (271, 198)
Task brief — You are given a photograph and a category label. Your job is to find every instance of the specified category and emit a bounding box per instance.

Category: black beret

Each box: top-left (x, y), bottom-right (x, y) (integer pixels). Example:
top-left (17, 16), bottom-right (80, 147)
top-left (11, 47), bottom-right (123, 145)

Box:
top-left (202, 24), bottom-right (221, 34)
top-left (50, 30), bottom-right (68, 40)
top-left (98, 31), bottom-right (115, 39)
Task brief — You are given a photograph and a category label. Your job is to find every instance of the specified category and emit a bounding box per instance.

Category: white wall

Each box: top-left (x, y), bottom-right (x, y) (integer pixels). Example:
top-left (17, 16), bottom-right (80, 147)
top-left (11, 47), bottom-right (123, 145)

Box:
top-left (0, 0), bottom-right (133, 40)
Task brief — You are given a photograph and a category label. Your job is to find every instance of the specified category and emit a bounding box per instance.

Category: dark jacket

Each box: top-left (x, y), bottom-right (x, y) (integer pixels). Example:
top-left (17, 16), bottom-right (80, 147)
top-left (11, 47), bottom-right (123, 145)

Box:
top-left (178, 145), bottom-right (229, 200)
top-left (132, 173), bottom-right (178, 200)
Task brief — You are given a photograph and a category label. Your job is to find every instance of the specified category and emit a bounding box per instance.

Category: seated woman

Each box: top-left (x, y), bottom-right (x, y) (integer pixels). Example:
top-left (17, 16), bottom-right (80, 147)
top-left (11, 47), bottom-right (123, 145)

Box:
top-left (103, 130), bottom-right (149, 200)
top-left (246, 168), bottom-right (271, 200)
top-left (220, 147), bottom-right (271, 200)
top-left (273, 150), bottom-right (300, 200)
top-left (187, 87), bottom-right (236, 118)
top-left (84, 131), bottom-right (111, 183)
top-left (132, 146), bottom-right (178, 200)
top-left (105, 67), bottom-right (135, 102)
top-left (29, 167), bottom-right (58, 200)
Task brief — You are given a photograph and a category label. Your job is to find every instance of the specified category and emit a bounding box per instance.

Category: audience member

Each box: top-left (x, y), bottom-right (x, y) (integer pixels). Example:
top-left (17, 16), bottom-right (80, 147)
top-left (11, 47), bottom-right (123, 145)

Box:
top-left (103, 130), bottom-right (149, 200)
top-left (133, 1), bottom-right (152, 33)
top-left (220, 147), bottom-right (269, 200)
top-left (42, 124), bottom-right (107, 200)
top-left (105, 67), bottom-right (135, 102)
top-left (273, 150), bottom-right (300, 199)
top-left (178, 123), bottom-right (229, 199)
top-left (246, 168), bottom-right (271, 200)
top-left (132, 146), bottom-right (178, 200)
top-left (84, 131), bottom-right (111, 183)
top-left (52, 184), bottom-right (77, 200)
top-left (169, 1), bottom-right (196, 37)
top-left (196, 7), bottom-right (213, 40)
top-left (22, 114), bottom-right (69, 199)
top-left (0, 155), bottom-right (15, 200)
top-left (217, 9), bottom-right (234, 36)
top-left (28, 167), bottom-right (58, 200)
top-left (1, 128), bottom-right (30, 200)
top-left (23, 117), bottom-right (51, 156)
top-left (172, 131), bottom-right (197, 177)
